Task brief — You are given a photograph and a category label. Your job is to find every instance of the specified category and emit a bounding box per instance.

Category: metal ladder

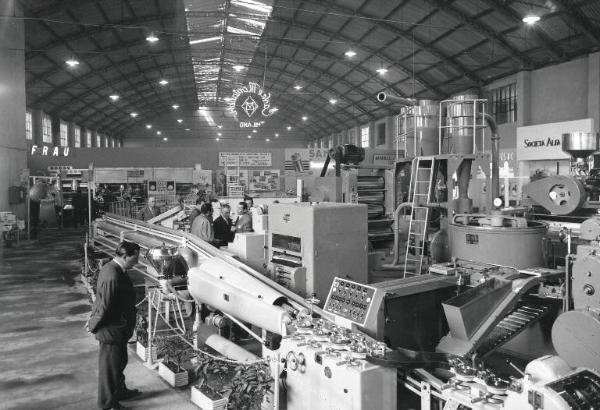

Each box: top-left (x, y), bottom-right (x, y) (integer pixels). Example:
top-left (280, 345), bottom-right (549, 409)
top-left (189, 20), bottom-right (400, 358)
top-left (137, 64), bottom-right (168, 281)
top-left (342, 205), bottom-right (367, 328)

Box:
top-left (404, 157), bottom-right (435, 277)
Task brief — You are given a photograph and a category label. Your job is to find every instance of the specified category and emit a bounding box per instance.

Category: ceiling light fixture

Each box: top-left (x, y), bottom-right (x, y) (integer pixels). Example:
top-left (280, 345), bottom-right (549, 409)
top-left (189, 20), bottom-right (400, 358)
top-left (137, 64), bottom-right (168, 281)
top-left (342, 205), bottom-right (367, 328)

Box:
top-left (146, 124), bottom-right (152, 129)
top-left (130, 112), bottom-right (138, 118)
top-left (232, 65), bottom-right (245, 72)
top-left (217, 132), bottom-right (222, 136)
top-left (177, 119), bottom-right (183, 123)
top-left (266, 138), bottom-right (270, 142)
top-left (159, 79), bottom-right (169, 85)
top-left (302, 116), bottom-right (308, 121)
top-left (344, 49), bottom-right (356, 58)
top-left (172, 104), bottom-right (179, 110)
top-left (65, 58), bottom-right (79, 67)
top-left (163, 137), bottom-right (168, 141)
top-left (275, 133), bottom-right (279, 138)
top-left (329, 98), bottom-right (338, 105)
top-left (156, 131), bottom-right (162, 135)
top-left (217, 125), bottom-right (223, 129)
top-left (216, 137), bottom-right (220, 141)
top-left (522, 14), bottom-right (541, 24)
top-left (294, 85), bottom-right (303, 90)
top-left (247, 135), bottom-right (252, 139)
top-left (146, 34), bottom-right (159, 43)
top-left (189, 36), bottom-right (221, 45)
top-left (376, 68), bottom-right (388, 75)
top-left (286, 126), bottom-right (292, 131)
top-left (109, 94), bottom-right (119, 101)
top-left (185, 128), bottom-right (191, 131)
top-left (252, 129), bottom-right (257, 133)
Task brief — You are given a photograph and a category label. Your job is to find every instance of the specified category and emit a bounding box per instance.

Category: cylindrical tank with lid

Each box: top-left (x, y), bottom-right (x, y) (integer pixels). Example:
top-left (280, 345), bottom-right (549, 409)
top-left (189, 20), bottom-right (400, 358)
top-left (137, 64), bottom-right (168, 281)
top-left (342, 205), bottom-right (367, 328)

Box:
top-left (448, 214), bottom-right (547, 269)
top-left (445, 93), bottom-right (483, 154)
top-left (397, 100), bottom-right (439, 156)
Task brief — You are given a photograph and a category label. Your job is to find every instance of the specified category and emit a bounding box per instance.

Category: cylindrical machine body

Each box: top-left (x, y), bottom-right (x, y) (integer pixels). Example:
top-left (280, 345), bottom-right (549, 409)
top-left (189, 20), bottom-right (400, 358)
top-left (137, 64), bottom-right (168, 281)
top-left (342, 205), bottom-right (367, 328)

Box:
top-left (398, 100), bottom-right (439, 156)
top-left (446, 94), bottom-right (479, 154)
top-left (448, 218), bottom-right (547, 268)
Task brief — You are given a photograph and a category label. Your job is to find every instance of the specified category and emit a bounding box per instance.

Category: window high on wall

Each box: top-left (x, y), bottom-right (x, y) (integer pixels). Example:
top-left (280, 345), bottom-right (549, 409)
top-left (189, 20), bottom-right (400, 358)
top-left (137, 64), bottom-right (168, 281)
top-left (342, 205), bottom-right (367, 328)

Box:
top-left (86, 130), bottom-right (92, 147)
top-left (96, 134), bottom-right (101, 147)
top-left (42, 114), bottom-right (52, 143)
top-left (74, 126), bottom-right (81, 147)
top-left (487, 83), bottom-right (517, 124)
top-left (25, 111), bottom-right (32, 140)
top-left (361, 126), bottom-right (369, 148)
top-left (104, 137), bottom-right (109, 148)
top-left (59, 120), bottom-right (68, 147)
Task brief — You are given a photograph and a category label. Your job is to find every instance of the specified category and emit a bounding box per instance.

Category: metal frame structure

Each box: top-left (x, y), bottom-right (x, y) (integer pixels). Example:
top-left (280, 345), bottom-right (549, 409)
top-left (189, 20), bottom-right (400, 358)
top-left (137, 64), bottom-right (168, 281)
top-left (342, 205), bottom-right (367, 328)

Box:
top-left (17, 0), bottom-right (600, 143)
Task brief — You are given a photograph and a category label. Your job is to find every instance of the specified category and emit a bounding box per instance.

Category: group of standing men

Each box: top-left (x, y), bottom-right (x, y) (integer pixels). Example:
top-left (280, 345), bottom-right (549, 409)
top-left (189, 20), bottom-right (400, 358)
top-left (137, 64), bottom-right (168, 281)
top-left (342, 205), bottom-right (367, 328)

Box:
top-left (190, 198), bottom-right (253, 247)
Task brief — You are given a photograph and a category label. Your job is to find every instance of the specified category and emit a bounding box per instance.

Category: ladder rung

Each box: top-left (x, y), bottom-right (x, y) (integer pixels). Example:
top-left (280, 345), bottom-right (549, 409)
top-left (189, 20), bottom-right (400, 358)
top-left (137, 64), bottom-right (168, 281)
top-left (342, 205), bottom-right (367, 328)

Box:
top-left (415, 180), bottom-right (431, 183)
top-left (414, 193), bottom-right (428, 196)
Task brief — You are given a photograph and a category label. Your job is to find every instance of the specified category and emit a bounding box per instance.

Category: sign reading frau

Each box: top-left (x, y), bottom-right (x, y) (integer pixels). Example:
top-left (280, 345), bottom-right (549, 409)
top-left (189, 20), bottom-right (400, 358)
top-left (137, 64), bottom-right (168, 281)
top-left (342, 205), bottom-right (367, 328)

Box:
top-left (227, 82), bottom-right (277, 128)
top-left (30, 145), bottom-right (70, 156)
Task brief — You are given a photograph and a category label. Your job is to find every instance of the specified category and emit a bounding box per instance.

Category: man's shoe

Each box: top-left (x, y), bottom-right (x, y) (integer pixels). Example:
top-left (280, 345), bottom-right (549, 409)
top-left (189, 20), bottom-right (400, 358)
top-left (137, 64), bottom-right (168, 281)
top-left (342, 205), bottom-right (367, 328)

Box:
top-left (105, 403), bottom-right (130, 410)
top-left (117, 388), bottom-right (140, 400)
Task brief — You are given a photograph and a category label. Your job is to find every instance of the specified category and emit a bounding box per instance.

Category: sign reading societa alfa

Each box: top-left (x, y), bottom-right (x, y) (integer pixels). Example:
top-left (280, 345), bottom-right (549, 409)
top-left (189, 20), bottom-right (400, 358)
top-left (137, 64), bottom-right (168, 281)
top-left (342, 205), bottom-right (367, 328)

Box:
top-left (516, 118), bottom-right (594, 161)
top-left (227, 82), bottom-right (277, 128)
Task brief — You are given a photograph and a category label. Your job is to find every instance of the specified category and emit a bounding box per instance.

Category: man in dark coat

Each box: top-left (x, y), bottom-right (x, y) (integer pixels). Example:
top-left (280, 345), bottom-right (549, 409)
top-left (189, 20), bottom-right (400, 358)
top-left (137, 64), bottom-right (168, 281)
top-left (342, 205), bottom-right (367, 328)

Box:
top-left (213, 203), bottom-right (235, 247)
top-left (87, 241), bottom-right (140, 410)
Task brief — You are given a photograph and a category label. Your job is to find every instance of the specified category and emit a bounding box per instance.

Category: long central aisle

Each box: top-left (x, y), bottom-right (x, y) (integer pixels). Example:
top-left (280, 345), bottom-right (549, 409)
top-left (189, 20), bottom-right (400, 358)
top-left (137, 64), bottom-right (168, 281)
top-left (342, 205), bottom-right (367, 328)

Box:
top-left (0, 229), bottom-right (196, 410)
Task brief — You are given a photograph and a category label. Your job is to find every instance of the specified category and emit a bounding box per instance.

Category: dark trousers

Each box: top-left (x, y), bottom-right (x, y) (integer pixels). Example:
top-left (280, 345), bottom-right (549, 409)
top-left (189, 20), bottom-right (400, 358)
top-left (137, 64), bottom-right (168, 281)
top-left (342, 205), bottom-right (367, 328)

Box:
top-left (98, 342), bottom-right (128, 409)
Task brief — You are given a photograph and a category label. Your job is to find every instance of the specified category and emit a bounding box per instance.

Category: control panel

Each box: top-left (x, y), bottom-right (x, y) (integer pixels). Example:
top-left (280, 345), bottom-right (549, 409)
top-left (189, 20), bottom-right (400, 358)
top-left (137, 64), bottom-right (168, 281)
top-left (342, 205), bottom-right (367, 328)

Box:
top-left (267, 314), bottom-right (396, 410)
top-left (324, 277), bottom-right (376, 327)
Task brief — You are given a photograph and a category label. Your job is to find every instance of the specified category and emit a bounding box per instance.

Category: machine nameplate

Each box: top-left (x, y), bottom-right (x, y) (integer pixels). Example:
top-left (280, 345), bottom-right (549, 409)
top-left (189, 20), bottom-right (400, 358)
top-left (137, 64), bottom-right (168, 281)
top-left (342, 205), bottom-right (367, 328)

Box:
top-left (324, 277), bottom-right (377, 327)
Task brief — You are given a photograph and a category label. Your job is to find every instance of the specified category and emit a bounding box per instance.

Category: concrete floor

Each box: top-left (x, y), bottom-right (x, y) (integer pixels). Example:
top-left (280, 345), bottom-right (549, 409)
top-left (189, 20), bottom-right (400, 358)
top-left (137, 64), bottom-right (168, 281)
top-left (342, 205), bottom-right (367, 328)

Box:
top-left (0, 228), bottom-right (197, 410)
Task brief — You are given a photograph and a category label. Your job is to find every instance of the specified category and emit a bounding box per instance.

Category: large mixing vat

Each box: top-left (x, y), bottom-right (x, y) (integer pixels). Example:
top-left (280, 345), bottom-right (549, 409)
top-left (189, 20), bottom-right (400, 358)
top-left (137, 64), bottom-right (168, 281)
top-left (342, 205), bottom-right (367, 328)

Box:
top-left (448, 214), bottom-right (547, 269)
top-left (398, 100), bottom-right (439, 156)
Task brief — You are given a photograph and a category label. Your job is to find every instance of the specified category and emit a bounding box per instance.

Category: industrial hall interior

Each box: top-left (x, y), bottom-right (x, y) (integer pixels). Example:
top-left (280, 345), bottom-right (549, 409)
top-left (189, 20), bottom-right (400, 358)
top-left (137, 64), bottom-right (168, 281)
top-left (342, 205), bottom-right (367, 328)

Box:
top-left (3, 0), bottom-right (600, 409)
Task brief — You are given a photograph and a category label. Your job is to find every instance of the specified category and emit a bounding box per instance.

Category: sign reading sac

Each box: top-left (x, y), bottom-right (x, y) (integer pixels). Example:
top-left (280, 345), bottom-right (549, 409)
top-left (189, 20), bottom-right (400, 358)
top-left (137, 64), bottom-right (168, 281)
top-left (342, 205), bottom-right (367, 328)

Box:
top-left (30, 145), bottom-right (70, 156)
top-left (227, 82), bottom-right (277, 128)
top-left (516, 118), bottom-right (594, 161)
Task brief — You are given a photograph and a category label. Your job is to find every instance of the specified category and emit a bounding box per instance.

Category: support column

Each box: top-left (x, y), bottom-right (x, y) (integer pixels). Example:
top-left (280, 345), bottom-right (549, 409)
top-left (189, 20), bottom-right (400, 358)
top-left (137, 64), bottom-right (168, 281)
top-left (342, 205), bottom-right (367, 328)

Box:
top-left (0, 2), bottom-right (27, 213)
top-left (587, 52), bottom-right (600, 133)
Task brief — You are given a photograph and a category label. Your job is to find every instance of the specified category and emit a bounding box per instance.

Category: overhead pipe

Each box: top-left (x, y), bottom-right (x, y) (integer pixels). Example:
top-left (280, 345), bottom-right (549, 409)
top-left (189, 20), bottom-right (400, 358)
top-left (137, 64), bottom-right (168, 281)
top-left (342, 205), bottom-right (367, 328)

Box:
top-left (480, 112), bottom-right (500, 202)
top-left (376, 92), bottom-right (417, 106)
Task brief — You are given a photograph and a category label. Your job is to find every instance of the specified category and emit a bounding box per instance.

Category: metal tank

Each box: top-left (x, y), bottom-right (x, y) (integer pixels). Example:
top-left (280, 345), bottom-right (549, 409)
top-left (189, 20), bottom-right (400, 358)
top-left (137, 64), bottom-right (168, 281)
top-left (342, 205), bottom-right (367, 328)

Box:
top-left (562, 132), bottom-right (599, 159)
top-left (448, 214), bottom-right (547, 269)
top-left (397, 100), bottom-right (439, 157)
top-left (444, 93), bottom-right (485, 154)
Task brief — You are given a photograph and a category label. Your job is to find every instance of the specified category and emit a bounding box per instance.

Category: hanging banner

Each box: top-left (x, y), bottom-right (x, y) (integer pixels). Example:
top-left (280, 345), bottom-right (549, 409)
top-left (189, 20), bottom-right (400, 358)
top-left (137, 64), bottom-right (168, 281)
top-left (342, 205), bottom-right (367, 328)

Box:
top-left (227, 82), bottom-right (278, 128)
top-left (218, 152), bottom-right (272, 167)
top-left (284, 148), bottom-right (331, 174)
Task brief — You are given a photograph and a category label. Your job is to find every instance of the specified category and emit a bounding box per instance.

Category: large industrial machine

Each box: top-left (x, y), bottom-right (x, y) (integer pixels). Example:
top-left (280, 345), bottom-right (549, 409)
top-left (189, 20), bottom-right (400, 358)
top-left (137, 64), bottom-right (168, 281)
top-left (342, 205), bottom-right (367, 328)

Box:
top-left (88, 100), bottom-right (600, 408)
top-left (267, 202), bottom-right (368, 304)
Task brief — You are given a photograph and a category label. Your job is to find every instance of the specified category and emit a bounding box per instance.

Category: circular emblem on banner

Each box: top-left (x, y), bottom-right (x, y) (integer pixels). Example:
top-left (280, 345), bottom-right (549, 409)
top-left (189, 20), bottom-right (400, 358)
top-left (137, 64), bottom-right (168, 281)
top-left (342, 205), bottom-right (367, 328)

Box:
top-left (228, 82), bottom-right (277, 128)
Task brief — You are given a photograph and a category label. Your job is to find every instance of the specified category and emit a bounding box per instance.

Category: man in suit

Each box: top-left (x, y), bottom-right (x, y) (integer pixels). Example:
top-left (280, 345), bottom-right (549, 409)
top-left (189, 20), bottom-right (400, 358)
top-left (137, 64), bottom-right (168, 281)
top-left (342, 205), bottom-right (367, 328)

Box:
top-left (213, 204), bottom-right (235, 247)
top-left (87, 241), bottom-right (141, 410)
top-left (137, 196), bottom-right (158, 222)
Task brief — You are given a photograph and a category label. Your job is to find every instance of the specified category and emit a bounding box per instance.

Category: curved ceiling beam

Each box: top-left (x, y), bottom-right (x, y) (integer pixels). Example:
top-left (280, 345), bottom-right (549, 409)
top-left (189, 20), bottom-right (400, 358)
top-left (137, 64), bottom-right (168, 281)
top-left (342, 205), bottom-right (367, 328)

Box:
top-left (479, 0), bottom-right (563, 61)
top-left (265, 15), bottom-right (445, 98)
top-left (298, 0), bottom-right (485, 85)
top-left (422, 0), bottom-right (533, 68)
top-left (43, 46), bottom-right (378, 128)
top-left (24, 13), bottom-right (178, 61)
top-left (89, 84), bottom-right (339, 139)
